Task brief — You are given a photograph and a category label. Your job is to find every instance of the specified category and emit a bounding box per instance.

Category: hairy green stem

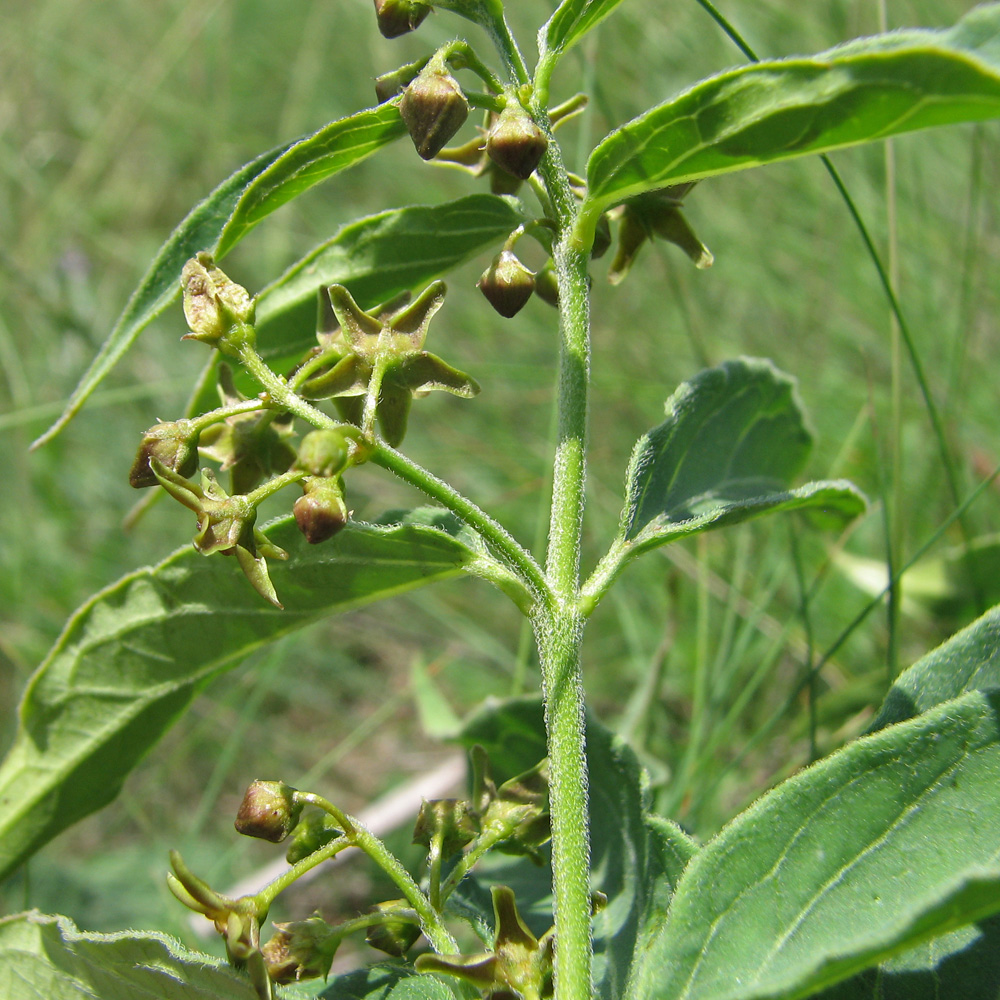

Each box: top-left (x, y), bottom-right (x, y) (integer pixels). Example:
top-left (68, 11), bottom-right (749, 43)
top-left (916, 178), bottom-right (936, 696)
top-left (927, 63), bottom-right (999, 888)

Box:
top-left (530, 96), bottom-right (596, 1000)
top-left (254, 836), bottom-right (351, 910)
top-left (235, 342), bottom-right (339, 431)
top-left (370, 441), bottom-right (552, 605)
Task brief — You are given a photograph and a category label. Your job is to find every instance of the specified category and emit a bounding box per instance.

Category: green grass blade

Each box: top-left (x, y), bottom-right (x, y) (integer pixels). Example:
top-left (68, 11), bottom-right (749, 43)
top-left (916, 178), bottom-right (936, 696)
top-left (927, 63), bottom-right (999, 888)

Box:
top-left (636, 689), bottom-right (1000, 1000)
top-left (0, 512), bottom-right (476, 882)
top-left (583, 4), bottom-right (1000, 218)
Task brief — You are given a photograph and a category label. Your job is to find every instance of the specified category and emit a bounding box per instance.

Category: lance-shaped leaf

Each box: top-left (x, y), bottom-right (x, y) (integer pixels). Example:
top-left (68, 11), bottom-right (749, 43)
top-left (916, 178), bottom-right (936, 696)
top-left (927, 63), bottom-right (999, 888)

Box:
top-left (0, 911), bottom-right (258, 1000)
top-left (619, 358), bottom-right (865, 555)
top-left (540, 0), bottom-right (630, 63)
top-left (632, 688), bottom-right (1000, 1000)
top-left (0, 511), bottom-right (477, 882)
top-left (582, 4), bottom-right (1000, 223)
top-left (35, 104), bottom-right (405, 448)
top-left (870, 602), bottom-right (1000, 732)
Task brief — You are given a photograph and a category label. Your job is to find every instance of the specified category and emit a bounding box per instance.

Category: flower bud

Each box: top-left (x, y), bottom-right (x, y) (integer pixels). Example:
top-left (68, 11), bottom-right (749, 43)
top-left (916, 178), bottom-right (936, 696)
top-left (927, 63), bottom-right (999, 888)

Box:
top-left (478, 250), bottom-right (535, 318)
top-left (295, 429), bottom-right (350, 478)
top-left (181, 253), bottom-right (254, 344)
top-left (294, 477), bottom-right (349, 544)
top-left (129, 420), bottom-right (199, 489)
top-left (373, 0), bottom-right (430, 38)
top-left (533, 261), bottom-right (559, 308)
top-left (285, 811), bottom-right (342, 865)
top-left (234, 779), bottom-right (302, 843)
top-left (412, 799), bottom-right (477, 858)
top-left (400, 66), bottom-right (470, 160)
top-left (366, 901), bottom-right (422, 957)
top-left (262, 913), bottom-right (339, 983)
top-left (375, 64), bottom-right (420, 103)
top-left (486, 104), bottom-right (548, 180)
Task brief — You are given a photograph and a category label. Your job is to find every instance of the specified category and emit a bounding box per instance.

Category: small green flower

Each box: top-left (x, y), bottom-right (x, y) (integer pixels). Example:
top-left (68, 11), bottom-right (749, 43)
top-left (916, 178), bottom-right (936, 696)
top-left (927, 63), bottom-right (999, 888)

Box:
top-left (608, 186), bottom-right (712, 285)
top-left (301, 281), bottom-right (479, 447)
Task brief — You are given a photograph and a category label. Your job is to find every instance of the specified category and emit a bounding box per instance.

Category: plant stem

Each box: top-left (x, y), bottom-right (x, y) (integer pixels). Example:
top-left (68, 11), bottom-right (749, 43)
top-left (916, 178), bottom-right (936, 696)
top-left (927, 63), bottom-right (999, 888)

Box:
top-left (370, 441), bottom-right (551, 604)
top-left (530, 101), bottom-right (595, 1000)
top-left (534, 607), bottom-right (591, 1000)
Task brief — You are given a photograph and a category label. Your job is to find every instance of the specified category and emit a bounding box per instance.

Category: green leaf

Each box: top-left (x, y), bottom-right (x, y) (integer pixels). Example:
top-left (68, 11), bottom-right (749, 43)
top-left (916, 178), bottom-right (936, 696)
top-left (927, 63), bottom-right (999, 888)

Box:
top-left (541, 0), bottom-right (630, 61)
top-left (0, 511), bottom-right (476, 883)
top-left (35, 104), bottom-right (405, 448)
top-left (0, 910), bottom-right (256, 999)
top-left (633, 689), bottom-right (1000, 1000)
top-left (281, 963), bottom-right (455, 1000)
top-left (870, 603), bottom-right (1000, 732)
top-left (583, 4), bottom-right (1000, 219)
top-left (215, 104), bottom-right (406, 257)
top-left (621, 358), bottom-right (865, 552)
top-left (457, 697), bottom-right (697, 1000)
top-left (814, 914), bottom-right (1000, 999)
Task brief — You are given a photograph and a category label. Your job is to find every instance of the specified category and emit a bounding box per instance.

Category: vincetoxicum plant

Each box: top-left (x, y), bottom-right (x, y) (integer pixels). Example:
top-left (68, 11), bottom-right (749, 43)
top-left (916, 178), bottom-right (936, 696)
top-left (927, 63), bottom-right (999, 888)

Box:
top-left (3, 2), bottom-right (1000, 999)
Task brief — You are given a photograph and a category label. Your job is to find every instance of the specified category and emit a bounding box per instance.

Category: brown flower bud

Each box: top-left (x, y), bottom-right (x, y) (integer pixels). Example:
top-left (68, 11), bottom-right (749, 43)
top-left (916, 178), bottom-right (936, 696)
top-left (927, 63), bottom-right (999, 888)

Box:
top-left (293, 477), bottom-right (349, 544)
top-left (400, 66), bottom-right (470, 160)
top-left (478, 250), bottom-right (535, 318)
top-left (129, 420), bottom-right (199, 489)
top-left (486, 104), bottom-right (548, 180)
top-left (235, 780), bottom-right (302, 843)
top-left (373, 0), bottom-right (430, 38)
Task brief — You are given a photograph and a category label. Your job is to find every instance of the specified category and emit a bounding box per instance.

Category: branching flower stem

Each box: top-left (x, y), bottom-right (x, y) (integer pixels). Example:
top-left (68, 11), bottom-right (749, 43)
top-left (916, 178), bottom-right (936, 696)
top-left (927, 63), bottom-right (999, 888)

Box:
top-left (370, 442), bottom-right (552, 605)
top-left (295, 792), bottom-right (459, 955)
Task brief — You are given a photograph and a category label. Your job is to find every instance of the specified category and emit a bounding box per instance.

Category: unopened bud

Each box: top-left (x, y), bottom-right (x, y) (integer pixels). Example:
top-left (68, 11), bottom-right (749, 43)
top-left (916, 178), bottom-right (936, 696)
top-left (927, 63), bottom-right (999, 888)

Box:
top-left (400, 66), bottom-right (469, 160)
top-left (294, 477), bottom-right (349, 544)
top-left (486, 104), bottom-right (548, 180)
top-left (366, 901), bottom-right (422, 957)
top-left (534, 261), bottom-right (559, 308)
top-left (235, 780), bottom-right (302, 843)
top-left (412, 799), bottom-right (477, 858)
top-left (478, 250), bottom-right (535, 318)
top-left (129, 420), bottom-right (199, 489)
top-left (373, 0), bottom-right (430, 38)
top-left (295, 429), bottom-right (350, 478)
top-left (375, 63), bottom-right (421, 103)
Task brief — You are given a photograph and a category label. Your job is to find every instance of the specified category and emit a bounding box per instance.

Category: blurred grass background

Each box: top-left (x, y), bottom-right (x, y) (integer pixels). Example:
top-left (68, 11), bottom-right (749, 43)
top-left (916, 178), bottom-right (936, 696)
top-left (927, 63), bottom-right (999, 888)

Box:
top-left (1, 0), bottom-right (999, 956)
